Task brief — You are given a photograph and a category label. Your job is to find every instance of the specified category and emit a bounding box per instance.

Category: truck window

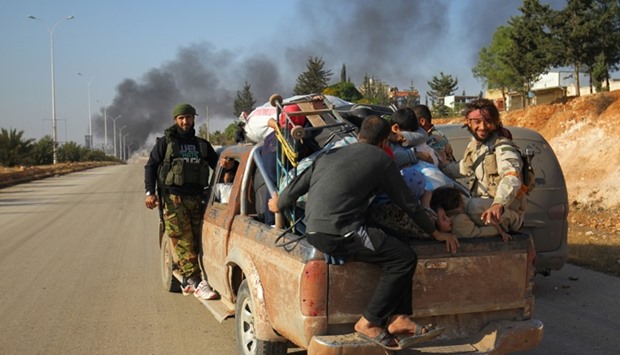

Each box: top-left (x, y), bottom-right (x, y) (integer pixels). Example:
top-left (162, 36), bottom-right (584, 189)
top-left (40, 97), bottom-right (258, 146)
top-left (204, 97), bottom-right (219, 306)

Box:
top-left (213, 158), bottom-right (239, 204)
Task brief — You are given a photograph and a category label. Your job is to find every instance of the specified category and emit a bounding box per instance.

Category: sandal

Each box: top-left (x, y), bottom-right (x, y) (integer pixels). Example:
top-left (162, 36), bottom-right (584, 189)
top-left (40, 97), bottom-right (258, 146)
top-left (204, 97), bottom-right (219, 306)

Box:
top-left (356, 328), bottom-right (401, 351)
top-left (394, 324), bottom-right (445, 348)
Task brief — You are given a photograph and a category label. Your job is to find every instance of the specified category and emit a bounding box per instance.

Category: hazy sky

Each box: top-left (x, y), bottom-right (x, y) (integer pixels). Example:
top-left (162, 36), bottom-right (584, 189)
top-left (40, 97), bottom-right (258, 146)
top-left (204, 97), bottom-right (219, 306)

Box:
top-left (0, 0), bottom-right (566, 151)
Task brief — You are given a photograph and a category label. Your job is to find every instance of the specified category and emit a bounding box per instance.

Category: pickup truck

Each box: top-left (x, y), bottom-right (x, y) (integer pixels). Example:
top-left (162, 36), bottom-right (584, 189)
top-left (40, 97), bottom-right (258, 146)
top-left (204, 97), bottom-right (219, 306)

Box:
top-left (159, 96), bottom-right (553, 354)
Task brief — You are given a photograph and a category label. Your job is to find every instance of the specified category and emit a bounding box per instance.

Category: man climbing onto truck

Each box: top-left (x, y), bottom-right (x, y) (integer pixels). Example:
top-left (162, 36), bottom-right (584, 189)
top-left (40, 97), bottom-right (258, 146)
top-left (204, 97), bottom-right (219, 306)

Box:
top-left (268, 115), bottom-right (456, 350)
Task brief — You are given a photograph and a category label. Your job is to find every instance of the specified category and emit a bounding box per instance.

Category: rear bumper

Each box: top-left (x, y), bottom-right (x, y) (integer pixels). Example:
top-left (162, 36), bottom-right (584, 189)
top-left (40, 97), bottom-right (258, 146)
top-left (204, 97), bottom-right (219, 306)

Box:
top-left (307, 318), bottom-right (543, 355)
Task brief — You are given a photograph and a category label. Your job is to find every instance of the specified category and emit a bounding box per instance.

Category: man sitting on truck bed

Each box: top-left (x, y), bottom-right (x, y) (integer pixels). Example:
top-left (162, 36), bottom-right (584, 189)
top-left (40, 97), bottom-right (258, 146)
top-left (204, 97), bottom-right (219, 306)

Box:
top-left (268, 115), bottom-right (456, 350)
top-left (444, 99), bottom-right (527, 232)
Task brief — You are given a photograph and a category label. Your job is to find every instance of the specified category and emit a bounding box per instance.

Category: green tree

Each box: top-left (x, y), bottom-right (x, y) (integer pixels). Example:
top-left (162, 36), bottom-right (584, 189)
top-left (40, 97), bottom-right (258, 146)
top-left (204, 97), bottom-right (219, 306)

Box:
top-left (293, 56), bottom-right (333, 95)
top-left (31, 136), bottom-right (54, 165)
top-left (323, 81), bottom-right (363, 102)
top-left (588, 0), bottom-right (620, 91)
top-left (473, 25), bottom-right (521, 104)
top-left (0, 128), bottom-right (34, 167)
top-left (82, 148), bottom-right (108, 162)
top-left (340, 63), bottom-right (347, 83)
top-left (591, 52), bottom-right (609, 92)
top-left (223, 122), bottom-right (239, 143)
top-left (57, 141), bottom-right (82, 162)
top-left (550, 0), bottom-right (600, 96)
top-left (358, 74), bottom-right (390, 105)
top-left (233, 81), bottom-right (256, 117)
top-left (197, 123), bottom-right (239, 146)
top-left (427, 72), bottom-right (458, 117)
top-left (505, 0), bottom-right (554, 106)
top-left (405, 80), bottom-right (421, 107)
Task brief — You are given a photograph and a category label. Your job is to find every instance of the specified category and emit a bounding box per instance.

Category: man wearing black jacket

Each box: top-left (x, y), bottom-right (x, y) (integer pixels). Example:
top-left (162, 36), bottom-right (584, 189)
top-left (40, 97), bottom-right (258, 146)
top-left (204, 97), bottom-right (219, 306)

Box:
top-left (269, 115), bottom-right (456, 349)
top-left (144, 103), bottom-right (229, 300)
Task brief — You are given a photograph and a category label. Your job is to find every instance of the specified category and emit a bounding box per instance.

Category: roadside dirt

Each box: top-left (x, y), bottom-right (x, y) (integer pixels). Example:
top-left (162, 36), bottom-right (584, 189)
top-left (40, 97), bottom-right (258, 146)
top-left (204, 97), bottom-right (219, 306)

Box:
top-left (0, 162), bottom-right (118, 189)
top-left (503, 90), bottom-right (620, 210)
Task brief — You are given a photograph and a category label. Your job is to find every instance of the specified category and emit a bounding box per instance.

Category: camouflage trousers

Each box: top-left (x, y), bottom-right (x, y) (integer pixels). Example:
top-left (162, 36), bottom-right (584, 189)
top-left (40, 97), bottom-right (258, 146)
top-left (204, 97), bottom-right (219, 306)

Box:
top-left (368, 203), bottom-right (433, 240)
top-left (163, 193), bottom-right (203, 279)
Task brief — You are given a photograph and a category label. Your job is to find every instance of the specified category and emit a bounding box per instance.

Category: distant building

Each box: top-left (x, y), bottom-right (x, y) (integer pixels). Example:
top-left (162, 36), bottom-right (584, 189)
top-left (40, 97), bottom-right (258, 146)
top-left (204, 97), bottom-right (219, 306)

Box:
top-left (389, 88), bottom-right (420, 108)
top-left (443, 95), bottom-right (479, 110)
top-left (485, 70), bottom-right (620, 111)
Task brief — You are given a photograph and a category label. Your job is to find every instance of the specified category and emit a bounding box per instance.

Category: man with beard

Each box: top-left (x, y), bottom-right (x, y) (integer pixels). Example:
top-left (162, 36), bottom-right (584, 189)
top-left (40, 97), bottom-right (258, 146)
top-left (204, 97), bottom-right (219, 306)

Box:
top-left (449, 99), bottom-right (527, 233)
top-left (144, 103), bottom-right (231, 299)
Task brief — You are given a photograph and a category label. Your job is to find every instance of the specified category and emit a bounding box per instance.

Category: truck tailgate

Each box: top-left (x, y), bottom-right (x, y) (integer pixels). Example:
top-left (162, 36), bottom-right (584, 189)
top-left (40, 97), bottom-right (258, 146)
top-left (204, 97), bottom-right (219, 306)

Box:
top-left (326, 234), bottom-right (535, 335)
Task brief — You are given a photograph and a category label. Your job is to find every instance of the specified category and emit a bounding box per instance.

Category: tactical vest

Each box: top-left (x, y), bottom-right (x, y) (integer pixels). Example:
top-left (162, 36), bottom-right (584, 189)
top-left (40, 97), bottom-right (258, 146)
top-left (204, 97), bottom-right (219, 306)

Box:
top-left (157, 137), bottom-right (211, 188)
top-left (467, 139), bottom-right (535, 198)
top-left (463, 137), bottom-right (514, 198)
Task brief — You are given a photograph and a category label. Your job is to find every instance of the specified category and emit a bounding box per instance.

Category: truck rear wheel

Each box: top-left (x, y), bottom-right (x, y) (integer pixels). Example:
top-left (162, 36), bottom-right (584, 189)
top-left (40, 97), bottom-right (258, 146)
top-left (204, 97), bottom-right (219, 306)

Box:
top-left (160, 235), bottom-right (180, 292)
top-left (236, 280), bottom-right (287, 355)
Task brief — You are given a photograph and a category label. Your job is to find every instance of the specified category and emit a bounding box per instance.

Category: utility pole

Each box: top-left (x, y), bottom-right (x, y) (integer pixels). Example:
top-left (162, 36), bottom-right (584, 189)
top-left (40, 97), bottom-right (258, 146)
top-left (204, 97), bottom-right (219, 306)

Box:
top-left (110, 115), bottom-right (121, 157)
top-left (205, 106), bottom-right (210, 141)
top-left (28, 15), bottom-right (75, 163)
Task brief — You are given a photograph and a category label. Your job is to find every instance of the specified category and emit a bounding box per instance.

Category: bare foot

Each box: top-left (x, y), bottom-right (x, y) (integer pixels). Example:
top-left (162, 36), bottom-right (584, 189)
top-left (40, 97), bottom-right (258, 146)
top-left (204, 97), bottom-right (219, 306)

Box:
top-left (354, 316), bottom-right (383, 339)
top-left (387, 315), bottom-right (431, 336)
top-left (354, 316), bottom-right (400, 350)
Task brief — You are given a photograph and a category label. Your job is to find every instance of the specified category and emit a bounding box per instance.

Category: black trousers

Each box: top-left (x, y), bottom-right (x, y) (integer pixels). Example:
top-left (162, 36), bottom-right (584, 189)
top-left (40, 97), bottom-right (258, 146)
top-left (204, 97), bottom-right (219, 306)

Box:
top-left (307, 226), bottom-right (417, 326)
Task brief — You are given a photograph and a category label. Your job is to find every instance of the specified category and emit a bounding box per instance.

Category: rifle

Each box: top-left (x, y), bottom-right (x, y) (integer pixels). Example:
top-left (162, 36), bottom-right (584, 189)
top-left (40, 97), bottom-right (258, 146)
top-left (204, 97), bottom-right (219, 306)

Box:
top-left (157, 183), bottom-right (166, 240)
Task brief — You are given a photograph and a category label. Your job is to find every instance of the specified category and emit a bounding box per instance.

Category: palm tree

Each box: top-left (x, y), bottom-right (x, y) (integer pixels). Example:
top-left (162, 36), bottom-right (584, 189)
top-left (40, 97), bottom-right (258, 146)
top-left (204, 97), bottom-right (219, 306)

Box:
top-left (0, 128), bottom-right (35, 167)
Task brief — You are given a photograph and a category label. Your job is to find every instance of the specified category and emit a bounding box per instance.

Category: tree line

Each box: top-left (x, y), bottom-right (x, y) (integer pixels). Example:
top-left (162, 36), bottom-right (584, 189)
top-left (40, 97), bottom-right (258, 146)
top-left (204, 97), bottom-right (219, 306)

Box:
top-left (0, 128), bottom-right (119, 167)
top-left (233, 0), bottom-right (619, 117)
top-left (473, 0), bottom-right (620, 106)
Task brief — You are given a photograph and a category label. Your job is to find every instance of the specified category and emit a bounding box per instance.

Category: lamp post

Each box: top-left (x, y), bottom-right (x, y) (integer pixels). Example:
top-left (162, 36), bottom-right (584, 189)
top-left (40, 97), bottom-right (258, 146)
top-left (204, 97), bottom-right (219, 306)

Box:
top-left (122, 133), bottom-right (130, 161)
top-left (110, 115), bottom-right (121, 156)
top-left (78, 73), bottom-right (94, 148)
top-left (205, 106), bottom-right (210, 140)
top-left (28, 15), bottom-right (75, 164)
top-left (118, 125), bottom-right (126, 159)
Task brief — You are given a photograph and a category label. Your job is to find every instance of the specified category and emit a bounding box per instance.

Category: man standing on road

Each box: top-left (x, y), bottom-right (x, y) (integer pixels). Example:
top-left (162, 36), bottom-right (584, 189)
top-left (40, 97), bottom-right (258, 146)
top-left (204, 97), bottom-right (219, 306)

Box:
top-left (144, 103), bottom-right (229, 300)
top-left (268, 115), bottom-right (456, 350)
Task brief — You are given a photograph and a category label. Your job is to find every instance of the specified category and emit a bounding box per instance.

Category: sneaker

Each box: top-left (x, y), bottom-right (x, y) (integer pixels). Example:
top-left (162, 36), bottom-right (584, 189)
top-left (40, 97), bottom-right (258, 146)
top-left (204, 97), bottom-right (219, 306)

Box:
top-left (194, 280), bottom-right (219, 300)
top-left (181, 276), bottom-right (199, 296)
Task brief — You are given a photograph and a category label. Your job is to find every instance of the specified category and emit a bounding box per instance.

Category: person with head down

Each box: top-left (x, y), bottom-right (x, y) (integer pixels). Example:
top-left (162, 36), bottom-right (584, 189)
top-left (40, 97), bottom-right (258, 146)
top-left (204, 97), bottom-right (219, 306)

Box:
top-left (268, 115), bottom-right (454, 350)
top-left (144, 103), bottom-right (233, 299)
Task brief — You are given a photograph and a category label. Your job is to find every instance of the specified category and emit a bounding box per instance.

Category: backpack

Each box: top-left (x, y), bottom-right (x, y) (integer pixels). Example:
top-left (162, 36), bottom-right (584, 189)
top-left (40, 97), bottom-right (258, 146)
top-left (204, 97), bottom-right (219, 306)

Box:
top-left (471, 140), bottom-right (536, 195)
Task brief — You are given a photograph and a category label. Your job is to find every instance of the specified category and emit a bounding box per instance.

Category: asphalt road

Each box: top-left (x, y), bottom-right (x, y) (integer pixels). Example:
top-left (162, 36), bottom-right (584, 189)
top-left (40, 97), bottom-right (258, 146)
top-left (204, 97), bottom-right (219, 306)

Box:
top-left (0, 163), bottom-right (618, 354)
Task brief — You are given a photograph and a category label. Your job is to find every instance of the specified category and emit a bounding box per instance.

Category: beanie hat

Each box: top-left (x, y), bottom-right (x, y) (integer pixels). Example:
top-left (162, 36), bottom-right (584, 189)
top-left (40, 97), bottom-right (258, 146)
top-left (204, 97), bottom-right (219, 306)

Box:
top-left (172, 103), bottom-right (198, 118)
top-left (279, 104), bottom-right (307, 128)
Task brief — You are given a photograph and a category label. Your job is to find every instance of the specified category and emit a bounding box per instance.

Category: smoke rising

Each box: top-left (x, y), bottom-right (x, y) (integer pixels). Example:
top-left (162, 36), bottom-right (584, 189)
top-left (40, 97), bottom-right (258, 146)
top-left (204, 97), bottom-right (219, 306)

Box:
top-left (93, 43), bottom-right (285, 151)
top-left (95, 0), bottom-right (567, 151)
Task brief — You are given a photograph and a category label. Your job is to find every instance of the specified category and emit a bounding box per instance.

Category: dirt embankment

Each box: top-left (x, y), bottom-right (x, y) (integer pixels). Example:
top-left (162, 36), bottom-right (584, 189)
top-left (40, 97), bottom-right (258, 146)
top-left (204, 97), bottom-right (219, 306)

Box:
top-left (502, 90), bottom-right (620, 210)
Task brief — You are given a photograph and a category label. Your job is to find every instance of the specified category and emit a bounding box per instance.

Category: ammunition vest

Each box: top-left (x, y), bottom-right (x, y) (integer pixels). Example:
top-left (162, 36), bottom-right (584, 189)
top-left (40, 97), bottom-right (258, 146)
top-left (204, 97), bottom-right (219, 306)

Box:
top-left (157, 137), bottom-right (211, 188)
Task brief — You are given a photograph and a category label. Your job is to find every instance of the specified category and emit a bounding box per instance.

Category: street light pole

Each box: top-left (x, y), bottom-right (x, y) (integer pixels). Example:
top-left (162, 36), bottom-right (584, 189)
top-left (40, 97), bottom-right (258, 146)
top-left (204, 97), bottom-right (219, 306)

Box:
top-left (103, 112), bottom-right (122, 156)
top-left (110, 115), bottom-right (121, 157)
top-left (28, 15), bottom-right (75, 164)
top-left (118, 125), bottom-right (126, 159)
top-left (104, 106), bottom-right (106, 152)
top-left (205, 106), bottom-right (210, 140)
top-left (122, 133), bottom-right (129, 161)
top-left (78, 73), bottom-right (95, 148)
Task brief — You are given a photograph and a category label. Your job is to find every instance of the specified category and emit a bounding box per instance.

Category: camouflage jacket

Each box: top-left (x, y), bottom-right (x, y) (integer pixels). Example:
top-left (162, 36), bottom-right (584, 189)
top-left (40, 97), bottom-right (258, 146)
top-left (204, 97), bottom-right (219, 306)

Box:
top-left (459, 133), bottom-right (524, 209)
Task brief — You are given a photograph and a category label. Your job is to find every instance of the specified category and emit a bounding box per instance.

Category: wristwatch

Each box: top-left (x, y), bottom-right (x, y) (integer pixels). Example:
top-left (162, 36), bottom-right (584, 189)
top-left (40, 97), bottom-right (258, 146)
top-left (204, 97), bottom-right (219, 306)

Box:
top-left (146, 191), bottom-right (154, 196)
